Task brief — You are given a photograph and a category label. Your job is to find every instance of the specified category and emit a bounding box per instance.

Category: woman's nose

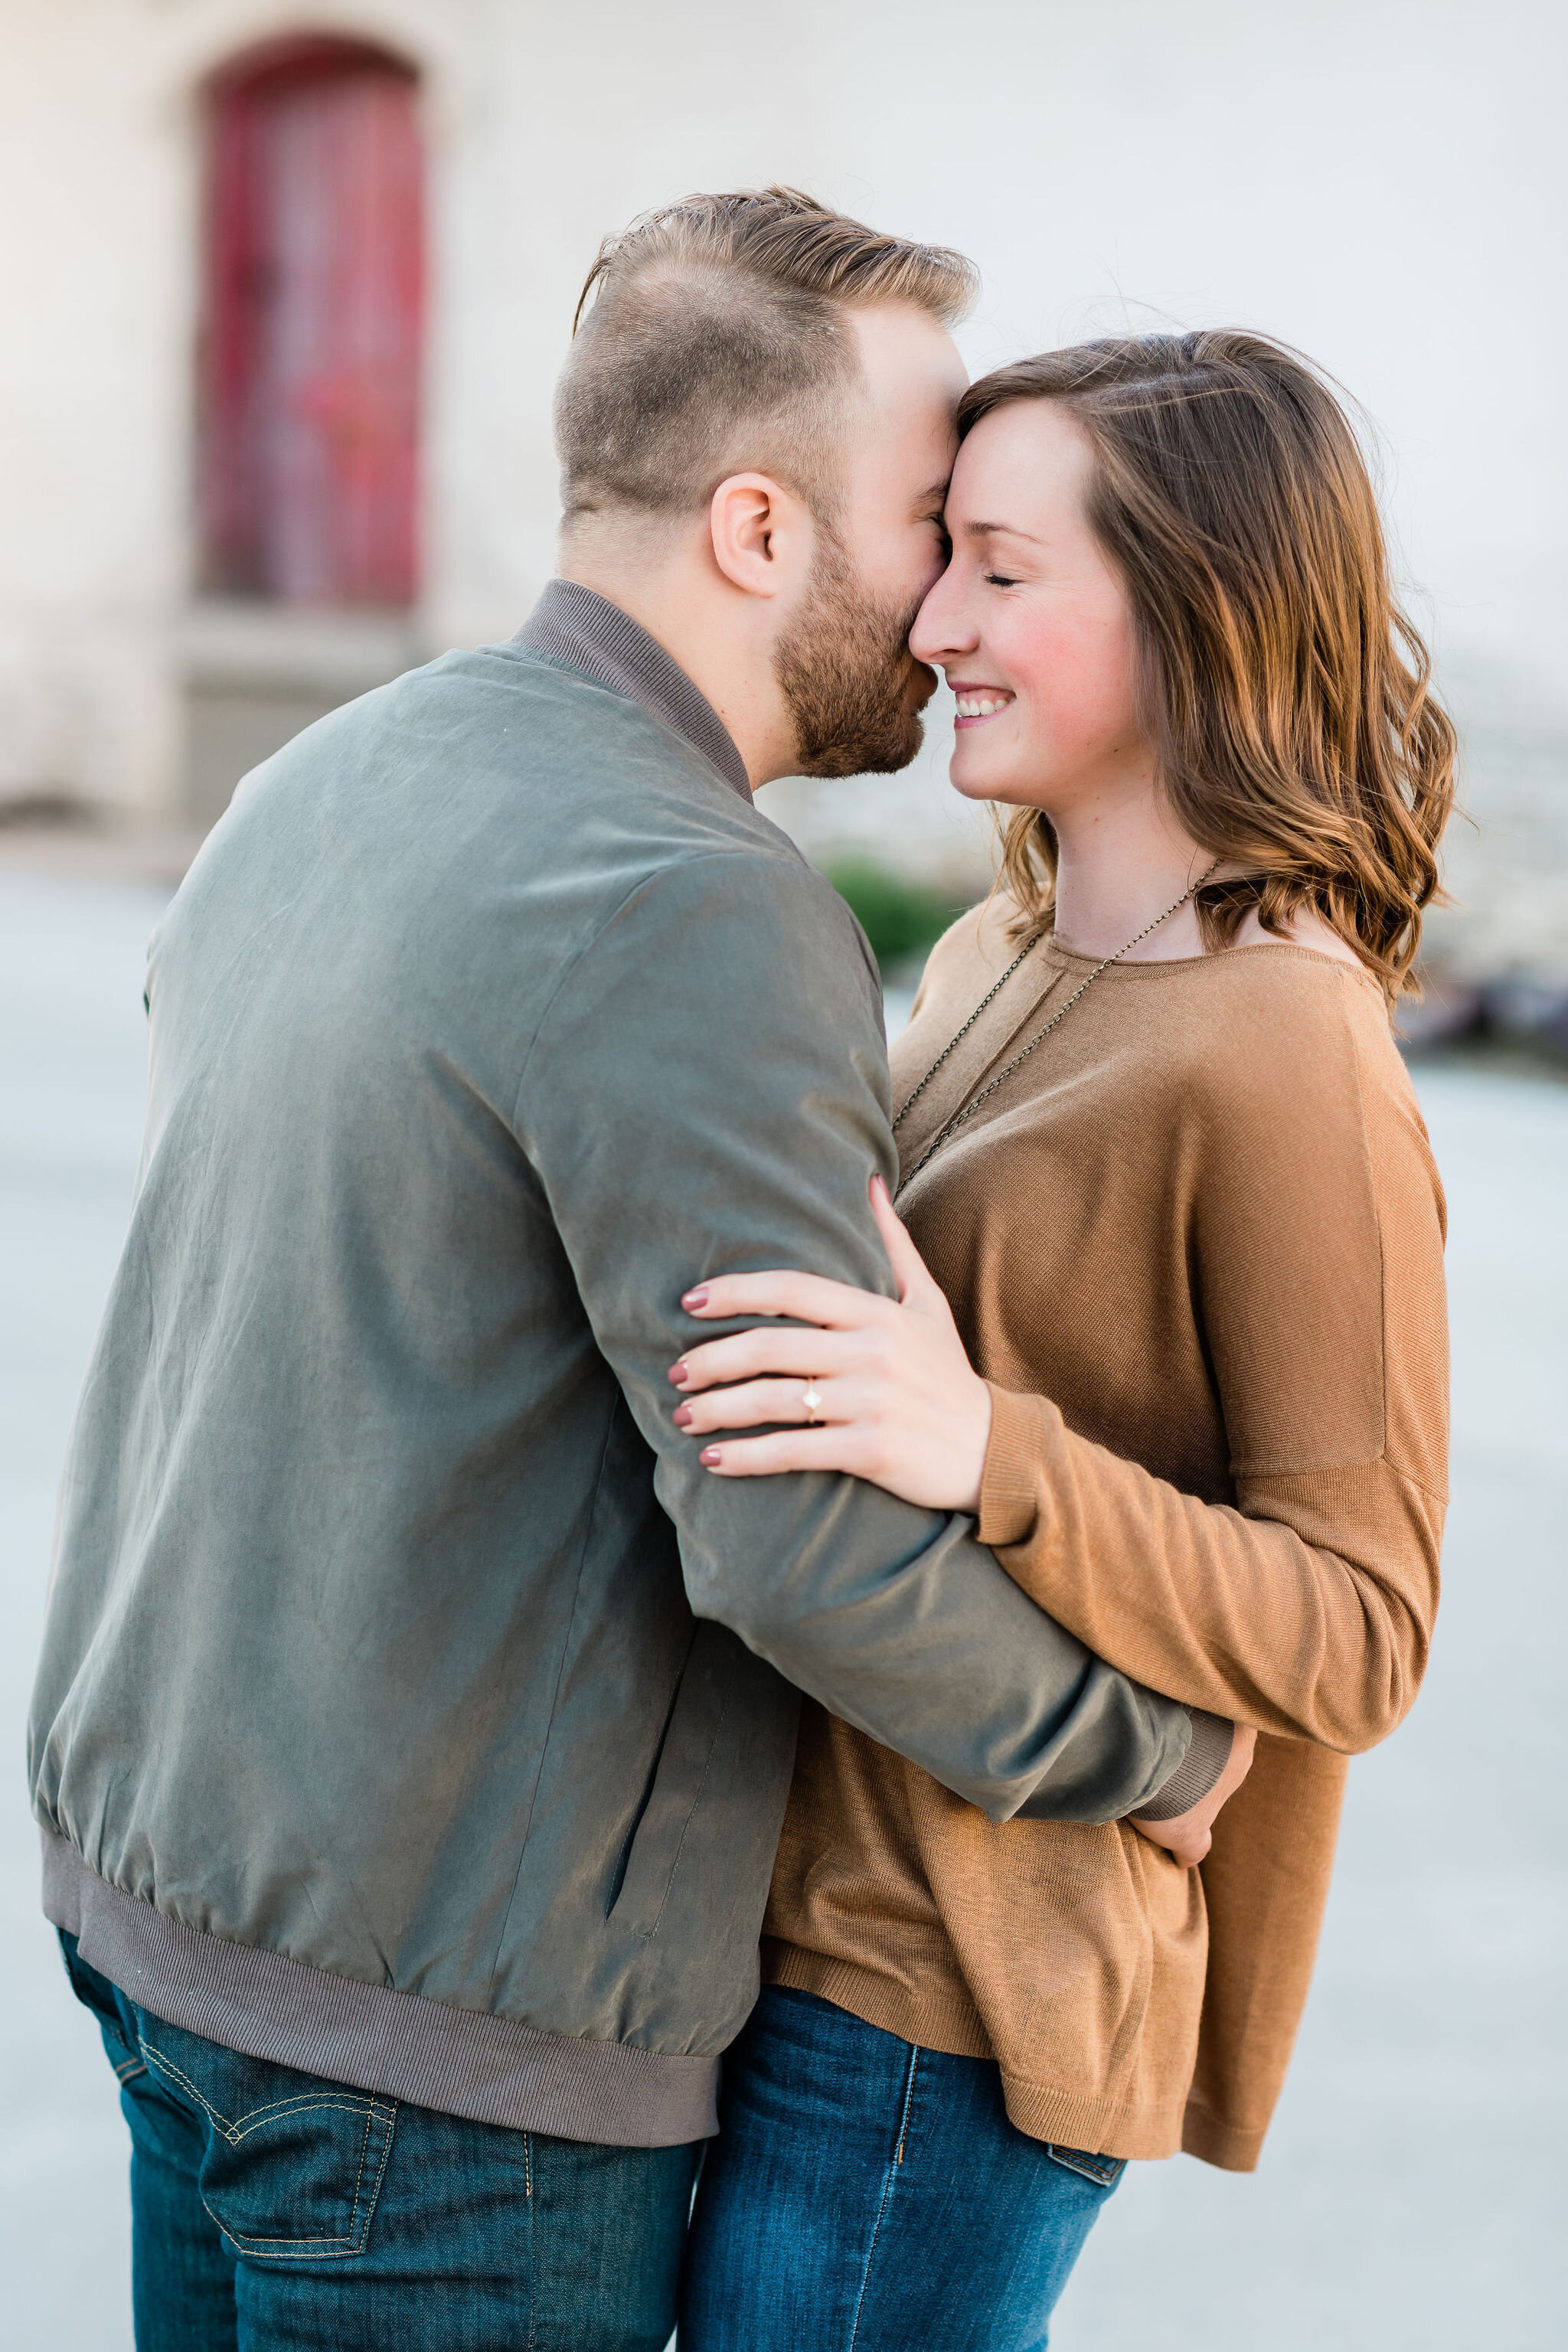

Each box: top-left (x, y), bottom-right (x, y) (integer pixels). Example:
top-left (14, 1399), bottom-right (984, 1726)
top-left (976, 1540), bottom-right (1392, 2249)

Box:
top-left (910, 565), bottom-right (975, 666)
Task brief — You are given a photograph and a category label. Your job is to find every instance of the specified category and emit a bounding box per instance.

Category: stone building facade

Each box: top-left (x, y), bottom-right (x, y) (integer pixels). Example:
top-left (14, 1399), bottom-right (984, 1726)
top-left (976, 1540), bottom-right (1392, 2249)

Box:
top-left (2, 0), bottom-right (1563, 980)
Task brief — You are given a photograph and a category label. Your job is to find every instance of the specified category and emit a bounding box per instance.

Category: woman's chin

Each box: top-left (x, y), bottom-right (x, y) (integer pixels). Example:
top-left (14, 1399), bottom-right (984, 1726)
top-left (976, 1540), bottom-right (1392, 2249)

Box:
top-left (947, 744), bottom-right (1008, 804)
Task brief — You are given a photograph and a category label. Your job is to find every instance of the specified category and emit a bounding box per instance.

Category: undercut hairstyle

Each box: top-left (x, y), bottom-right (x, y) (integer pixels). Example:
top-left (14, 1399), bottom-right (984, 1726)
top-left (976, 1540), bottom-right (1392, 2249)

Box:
top-left (960, 333), bottom-right (1457, 1004)
top-left (555, 187), bottom-right (978, 525)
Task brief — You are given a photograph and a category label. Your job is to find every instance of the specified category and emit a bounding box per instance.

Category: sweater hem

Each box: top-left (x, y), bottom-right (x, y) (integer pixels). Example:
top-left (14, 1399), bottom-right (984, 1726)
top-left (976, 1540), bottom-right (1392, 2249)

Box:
top-left (765, 1946), bottom-right (1188, 2162)
top-left (1180, 2099), bottom-right (1266, 2173)
top-left (44, 1832), bottom-right (717, 2148)
top-left (765, 1944), bottom-right (992, 2060)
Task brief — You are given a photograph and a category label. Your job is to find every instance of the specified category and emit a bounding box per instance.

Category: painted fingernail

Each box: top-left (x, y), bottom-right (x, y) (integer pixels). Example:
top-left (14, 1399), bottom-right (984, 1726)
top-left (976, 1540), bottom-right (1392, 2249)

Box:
top-left (700, 1447), bottom-right (723, 1466)
top-left (682, 1287), bottom-right (709, 1310)
top-left (672, 1403), bottom-right (693, 1428)
top-left (668, 1360), bottom-right (690, 1386)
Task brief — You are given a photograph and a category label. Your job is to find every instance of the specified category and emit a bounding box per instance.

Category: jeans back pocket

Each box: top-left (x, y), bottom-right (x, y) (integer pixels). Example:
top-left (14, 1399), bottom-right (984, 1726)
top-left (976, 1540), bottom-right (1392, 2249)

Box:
top-left (137, 2021), bottom-right (397, 2260)
top-left (1045, 2143), bottom-right (1127, 2190)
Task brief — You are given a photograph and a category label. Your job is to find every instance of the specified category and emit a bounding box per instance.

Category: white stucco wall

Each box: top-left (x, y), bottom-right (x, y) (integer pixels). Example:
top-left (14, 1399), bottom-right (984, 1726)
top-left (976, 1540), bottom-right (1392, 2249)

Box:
top-left (1, 0), bottom-right (1563, 965)
top-left (0, 0), bottom-right (839, 817)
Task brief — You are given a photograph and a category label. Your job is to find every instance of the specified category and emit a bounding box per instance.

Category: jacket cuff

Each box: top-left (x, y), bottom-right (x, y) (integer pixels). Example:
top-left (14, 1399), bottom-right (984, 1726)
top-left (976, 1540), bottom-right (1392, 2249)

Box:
top-left (976, 1384), bottom-right (1047, 1549)
top-left (1130, 1710), bottom-right (1233, 1820)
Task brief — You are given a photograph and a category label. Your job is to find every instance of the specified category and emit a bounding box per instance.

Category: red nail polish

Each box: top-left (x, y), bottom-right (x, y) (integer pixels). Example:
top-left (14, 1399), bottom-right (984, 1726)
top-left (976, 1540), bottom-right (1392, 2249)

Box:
top-left (672, 1403), bottom-right (692, 1428)
top-left (683, 1287), bottom-right (709, 1310)
top-left (668, 1361), bottom-right (689, 1386)
top-left (700, 1447), bottom-right (722, 1466)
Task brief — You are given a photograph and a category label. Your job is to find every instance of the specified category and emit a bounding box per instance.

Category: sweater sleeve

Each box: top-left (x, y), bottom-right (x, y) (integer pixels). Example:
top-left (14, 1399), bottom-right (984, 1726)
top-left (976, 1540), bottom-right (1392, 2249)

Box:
top-left (975, 972), bottom-right (1449, 1753)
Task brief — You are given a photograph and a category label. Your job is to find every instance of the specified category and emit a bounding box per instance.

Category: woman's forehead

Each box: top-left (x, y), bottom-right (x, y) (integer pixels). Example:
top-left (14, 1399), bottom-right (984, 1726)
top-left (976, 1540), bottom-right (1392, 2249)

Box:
top-left (947, 403), bottom-right (1096, 526)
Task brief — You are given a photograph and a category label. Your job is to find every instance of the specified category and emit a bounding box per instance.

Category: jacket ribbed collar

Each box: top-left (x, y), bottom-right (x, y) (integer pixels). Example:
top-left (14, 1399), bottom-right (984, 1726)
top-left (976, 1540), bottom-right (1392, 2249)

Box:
top-left (514, 579), bottom-right (752, 804)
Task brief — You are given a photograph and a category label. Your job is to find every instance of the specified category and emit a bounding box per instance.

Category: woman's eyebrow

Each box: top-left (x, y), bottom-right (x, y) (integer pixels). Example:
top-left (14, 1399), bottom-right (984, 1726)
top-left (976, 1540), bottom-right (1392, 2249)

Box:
top-left (962, 518), bottom-right (1044, 544)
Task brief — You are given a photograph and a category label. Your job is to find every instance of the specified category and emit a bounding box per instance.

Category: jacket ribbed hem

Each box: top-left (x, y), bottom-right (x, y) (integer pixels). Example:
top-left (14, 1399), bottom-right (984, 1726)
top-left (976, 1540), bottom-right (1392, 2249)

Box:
top-left (44, 1834), bottom-right (717, 2149)
top-left (764, 1945), bottom-right (1189, 2163)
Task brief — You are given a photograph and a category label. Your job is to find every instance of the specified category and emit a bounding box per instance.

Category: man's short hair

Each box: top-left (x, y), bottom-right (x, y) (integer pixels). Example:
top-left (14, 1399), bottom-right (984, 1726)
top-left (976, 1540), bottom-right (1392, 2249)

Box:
top-left (554, 187), bottom-right (978, 525)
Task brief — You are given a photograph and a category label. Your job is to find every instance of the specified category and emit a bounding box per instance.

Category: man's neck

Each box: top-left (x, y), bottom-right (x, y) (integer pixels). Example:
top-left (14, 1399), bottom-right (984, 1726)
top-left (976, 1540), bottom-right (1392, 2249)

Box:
top-left (557, 544), bottom-right (799, 789)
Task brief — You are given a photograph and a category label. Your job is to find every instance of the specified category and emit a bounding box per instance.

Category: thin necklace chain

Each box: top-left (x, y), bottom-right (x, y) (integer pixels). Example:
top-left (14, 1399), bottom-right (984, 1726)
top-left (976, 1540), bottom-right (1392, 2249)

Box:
top-left (892, 863), bottom-right (1219, 1193)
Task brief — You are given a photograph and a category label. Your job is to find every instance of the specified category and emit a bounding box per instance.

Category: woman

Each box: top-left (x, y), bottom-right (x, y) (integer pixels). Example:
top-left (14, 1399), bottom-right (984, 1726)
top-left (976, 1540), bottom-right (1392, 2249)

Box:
top-left (672, 332), bottom-right (1455, 2349)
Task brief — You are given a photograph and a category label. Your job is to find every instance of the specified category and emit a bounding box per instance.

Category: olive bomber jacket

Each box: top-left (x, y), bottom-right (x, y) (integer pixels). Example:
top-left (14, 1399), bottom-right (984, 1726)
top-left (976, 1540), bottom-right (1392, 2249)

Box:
top-left (29, 583), bottom-right (1196, 2148)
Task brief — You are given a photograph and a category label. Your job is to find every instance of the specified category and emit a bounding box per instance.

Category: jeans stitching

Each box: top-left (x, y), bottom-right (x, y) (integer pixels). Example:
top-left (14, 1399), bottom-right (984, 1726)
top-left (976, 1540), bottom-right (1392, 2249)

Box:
top-left (347, 2096), bottom-right (397, 2258)
top-left (526, 2133), bottom-right (538, 2352)
top-left (1044, 2144), bottom-right (1125, 2190)
top-left (351, 2096), bottom-right (397, 2256)
top-left (848, 2046), bottom-right (919, 2350)
top-left (342, 2099), bottom-right (377, 2246)
top-left (199, 2099), bottom-right (399, 2259)
top-left (139, 2036), bottom-right (398, 2255)
top-left (139, 2037), bottom-right (392, 2145)
top-left (201, 2102), bottom-right (373, 2256)
top-left (892, 2047), bottom-right (919, 2167)
top-left (149, 2050), bottom-right (388, 2143)
top-left (138, 2039), bottom-right (240, 2135)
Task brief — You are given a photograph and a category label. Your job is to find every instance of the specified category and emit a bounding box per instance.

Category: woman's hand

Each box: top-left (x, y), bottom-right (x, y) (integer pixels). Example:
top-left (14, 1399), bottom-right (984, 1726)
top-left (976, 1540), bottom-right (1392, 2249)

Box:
top-left (670, 1175), bottom-right (995, 1514)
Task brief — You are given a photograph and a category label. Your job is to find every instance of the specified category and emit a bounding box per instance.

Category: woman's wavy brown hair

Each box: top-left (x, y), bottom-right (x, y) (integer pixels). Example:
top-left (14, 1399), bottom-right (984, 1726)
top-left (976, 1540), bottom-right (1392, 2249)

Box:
top-left (959, 332), bottom-right (1456, 1004)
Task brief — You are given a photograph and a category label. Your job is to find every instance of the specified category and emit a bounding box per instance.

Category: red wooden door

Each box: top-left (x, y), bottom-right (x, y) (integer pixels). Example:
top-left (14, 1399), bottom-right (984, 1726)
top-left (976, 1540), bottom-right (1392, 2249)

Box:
top-left (200, 40), bottom-right (425, 606)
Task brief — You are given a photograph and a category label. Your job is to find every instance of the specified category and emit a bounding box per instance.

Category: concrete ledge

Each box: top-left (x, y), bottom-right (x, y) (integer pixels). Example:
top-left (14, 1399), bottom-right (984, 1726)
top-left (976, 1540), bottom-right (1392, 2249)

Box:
top-left (176, 599), bottom-right (433, 825)
top-left (176, 599), bottom-right (429, 697)
top-left (0, 822), bottom-right (200, 885)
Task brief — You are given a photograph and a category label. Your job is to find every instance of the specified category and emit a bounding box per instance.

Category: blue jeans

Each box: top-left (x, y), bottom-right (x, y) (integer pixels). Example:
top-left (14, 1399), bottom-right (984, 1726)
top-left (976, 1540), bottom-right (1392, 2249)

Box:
top-left (60, 1934), bottom-right (699, 2350)
top-left (681, 1987), bottom-right (1124, 2351)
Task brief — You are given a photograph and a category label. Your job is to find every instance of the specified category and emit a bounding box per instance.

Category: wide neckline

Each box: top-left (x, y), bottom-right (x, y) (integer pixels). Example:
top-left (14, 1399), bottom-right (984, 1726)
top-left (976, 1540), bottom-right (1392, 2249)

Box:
top-left (1037, 934), bottom-right (1378, 988)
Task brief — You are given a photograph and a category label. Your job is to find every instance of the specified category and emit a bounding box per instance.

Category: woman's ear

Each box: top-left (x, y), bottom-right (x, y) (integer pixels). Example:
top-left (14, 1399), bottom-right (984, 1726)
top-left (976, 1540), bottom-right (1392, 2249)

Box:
top-left (707, 472), bottom-right (813, 599)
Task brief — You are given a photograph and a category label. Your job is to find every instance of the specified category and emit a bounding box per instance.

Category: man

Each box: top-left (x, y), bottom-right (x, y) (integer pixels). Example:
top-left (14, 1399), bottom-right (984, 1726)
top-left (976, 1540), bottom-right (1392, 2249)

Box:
top-left (30, 190), bottom-right (1236, 2348)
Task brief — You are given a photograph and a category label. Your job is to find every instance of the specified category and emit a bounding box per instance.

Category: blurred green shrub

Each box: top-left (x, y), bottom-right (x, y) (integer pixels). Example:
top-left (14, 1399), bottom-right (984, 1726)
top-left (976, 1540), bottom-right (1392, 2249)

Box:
top-left (822, 858), bottom-right (970, 975)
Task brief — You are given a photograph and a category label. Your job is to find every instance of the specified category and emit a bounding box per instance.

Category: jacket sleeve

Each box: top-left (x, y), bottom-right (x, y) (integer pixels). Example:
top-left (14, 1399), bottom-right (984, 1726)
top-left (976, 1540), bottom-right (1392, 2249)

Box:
top-left (517, 847), bottom-right (1193, 1826)
top-left (972, 979), bottom-right (1449, 1753)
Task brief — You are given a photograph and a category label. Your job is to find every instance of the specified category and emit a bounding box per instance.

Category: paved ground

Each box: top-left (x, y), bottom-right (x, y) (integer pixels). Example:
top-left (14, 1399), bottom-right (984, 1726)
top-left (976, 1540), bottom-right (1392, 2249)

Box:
top-left (2, 871), bottom-right (1564, 2350)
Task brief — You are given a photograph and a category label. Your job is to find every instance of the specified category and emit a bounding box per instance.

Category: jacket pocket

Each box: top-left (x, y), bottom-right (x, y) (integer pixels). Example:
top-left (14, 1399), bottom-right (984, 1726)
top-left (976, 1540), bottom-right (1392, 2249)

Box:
top-left (609, 1619), bottom-right (731, 1939)
top-left (136, 2021), bottom-right (397, 2259)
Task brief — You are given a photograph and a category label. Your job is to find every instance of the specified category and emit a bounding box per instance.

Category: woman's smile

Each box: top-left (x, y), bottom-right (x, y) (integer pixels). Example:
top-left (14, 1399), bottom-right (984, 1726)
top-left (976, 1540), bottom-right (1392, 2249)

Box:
top-left (949, 681), bottom-right (1015, 726)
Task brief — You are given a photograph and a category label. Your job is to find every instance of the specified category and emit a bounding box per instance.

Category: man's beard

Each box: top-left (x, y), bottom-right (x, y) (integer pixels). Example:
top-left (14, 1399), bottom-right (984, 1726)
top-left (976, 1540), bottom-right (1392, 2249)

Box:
top-left (773, 527), bottom-right (934, 779)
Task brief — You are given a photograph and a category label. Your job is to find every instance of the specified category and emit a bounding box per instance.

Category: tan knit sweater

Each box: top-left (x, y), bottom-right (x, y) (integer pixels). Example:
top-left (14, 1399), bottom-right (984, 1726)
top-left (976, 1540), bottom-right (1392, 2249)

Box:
top-left (763, 900), bottom-right (1448, 2172)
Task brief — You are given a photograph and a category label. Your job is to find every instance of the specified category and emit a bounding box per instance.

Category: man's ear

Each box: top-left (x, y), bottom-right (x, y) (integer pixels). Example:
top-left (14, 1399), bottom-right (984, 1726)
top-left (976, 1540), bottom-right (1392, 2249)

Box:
top-left (708, 472), bottom-right (814, 599)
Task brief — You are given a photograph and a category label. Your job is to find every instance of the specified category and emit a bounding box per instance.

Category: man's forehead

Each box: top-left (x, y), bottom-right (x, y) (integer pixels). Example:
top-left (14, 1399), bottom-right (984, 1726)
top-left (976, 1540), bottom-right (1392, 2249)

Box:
top-left (848, 303), bottom-right (967, 397)
top-left (841, 309), bottom-right (965, 506)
